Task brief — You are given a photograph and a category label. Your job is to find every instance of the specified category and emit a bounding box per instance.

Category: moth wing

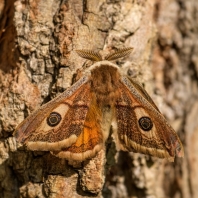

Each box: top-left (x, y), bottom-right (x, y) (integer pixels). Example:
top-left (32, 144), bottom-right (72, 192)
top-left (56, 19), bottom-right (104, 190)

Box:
top-left (127, 78), bottom-right (160, 111)
top-left (14, 77), bottom-right (98, 152)
top-left (115, 76), bottom-right (184, 161)
top-left (51, 95), bottom-right (106, 161)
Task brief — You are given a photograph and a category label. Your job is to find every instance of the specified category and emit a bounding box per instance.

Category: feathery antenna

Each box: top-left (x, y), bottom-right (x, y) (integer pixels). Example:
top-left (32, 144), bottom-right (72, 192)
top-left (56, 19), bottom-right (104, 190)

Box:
top-left (76, 50), bottom-right (102, 61)
top-left (76, 47), bottom-right (133, 61)
top-left (104, 47), bottom-right (133, 61)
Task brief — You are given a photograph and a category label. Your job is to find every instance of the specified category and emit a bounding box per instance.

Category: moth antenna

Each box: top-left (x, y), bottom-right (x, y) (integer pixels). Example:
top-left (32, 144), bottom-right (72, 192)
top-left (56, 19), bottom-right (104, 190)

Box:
top-left (104, 47), bottom-right (133, 61)
top-left (76, 50), bottom-right (102, 61)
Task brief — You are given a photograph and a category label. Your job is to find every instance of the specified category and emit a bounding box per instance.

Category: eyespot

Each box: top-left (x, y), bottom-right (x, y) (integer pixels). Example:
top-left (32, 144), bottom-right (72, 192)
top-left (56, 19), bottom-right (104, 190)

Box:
top-left (138, 117), bottom-right (153, 131)
top-left (47, 112), bottom-right (62, 127)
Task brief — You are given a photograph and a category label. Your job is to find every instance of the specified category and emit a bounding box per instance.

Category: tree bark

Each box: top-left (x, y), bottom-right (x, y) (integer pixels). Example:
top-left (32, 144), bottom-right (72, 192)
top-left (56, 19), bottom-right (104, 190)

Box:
top-left (0, 0), bottom-right (197, 197)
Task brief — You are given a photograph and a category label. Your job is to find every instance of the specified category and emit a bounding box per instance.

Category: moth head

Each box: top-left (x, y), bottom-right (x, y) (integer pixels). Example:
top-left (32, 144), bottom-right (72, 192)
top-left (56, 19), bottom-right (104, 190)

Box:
top-left (76, 47), bottom-right (133, 62)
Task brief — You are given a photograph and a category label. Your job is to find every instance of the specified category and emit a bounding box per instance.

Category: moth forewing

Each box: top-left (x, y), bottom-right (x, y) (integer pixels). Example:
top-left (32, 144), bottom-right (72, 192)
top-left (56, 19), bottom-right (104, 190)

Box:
top-left (126, 77), bottom-right (160, 111)
top-left (14, 76), bottom-right (92, 151)
top-left (119, 76), bottom-right (184, 160)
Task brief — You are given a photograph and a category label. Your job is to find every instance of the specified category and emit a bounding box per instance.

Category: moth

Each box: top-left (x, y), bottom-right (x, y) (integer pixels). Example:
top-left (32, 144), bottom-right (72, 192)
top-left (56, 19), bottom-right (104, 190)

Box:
top-left (14, 48), bottom-right (184, 162)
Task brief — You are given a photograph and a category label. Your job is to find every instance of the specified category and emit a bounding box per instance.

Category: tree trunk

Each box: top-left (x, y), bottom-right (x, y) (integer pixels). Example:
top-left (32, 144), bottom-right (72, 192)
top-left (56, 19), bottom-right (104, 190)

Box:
top-left (0, 0), bottom-right (197, 197)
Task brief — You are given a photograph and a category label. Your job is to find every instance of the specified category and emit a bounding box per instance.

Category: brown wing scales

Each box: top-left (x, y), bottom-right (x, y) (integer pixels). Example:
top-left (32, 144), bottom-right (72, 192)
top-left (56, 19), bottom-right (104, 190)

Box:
top-left (115, 79), bottom-right (184, 161)
top-left (14, 82), bottom-right (94, 151)
top-left (52, 94), bottom-right (103, 161)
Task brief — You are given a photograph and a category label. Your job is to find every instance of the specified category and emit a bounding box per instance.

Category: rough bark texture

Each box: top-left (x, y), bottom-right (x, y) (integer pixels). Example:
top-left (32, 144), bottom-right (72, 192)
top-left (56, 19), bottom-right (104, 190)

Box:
top-left (0, 0), bottom-right (197, 197)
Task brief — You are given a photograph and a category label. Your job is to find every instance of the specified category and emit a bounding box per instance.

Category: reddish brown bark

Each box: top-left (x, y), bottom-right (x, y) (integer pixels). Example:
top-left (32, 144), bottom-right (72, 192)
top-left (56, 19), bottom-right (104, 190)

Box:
top-left (0, 0), bottom-right (197, 197)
